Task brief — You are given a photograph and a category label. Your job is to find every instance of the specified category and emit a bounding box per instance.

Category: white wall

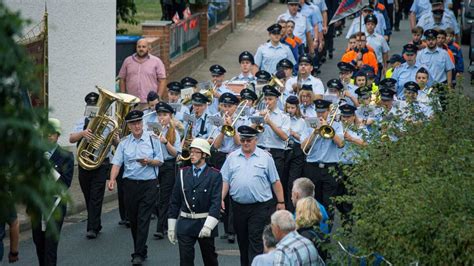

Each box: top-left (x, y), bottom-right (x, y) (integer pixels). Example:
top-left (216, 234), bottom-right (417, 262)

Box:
top-left (6, 0), bottom-right (116, 147)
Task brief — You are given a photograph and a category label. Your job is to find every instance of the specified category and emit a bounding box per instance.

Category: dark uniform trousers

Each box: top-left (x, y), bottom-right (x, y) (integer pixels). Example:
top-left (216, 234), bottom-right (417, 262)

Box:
top-left (169, 166), bottom-right (222, 266)
top-left (283, 143), bottom-right (306, 212)
top-left (232, 199), bottom-right (274, 266)
top-left (303, 162), bottom-right (342, 221)
top-left (210, 151), bottom-right (235, 236)
top-left (78, 160), bottom-right (109, 232)
top-left (116, 165), bottom-right (127, 222)
top-left (259, 148), bottom-right (286, 208)
top-left (156, 159), bottom-right (176, 234)
top-left (123, 178), bottom-right (158, 258)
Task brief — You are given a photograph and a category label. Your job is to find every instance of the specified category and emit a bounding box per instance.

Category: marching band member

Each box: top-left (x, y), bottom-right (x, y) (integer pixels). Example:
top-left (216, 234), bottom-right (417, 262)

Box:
top-left (180, 76), bottom-right (199, 108)
top-left (338, 104), bottom-right (368, 220)
top-left (277, 58), bottom-right (295, 79)
top-left (403, 81), bottom-right (433, 120)
top-left (31, 118), bottom-right (74, 266)
top-left (337, 62), bottom-right (358, 96)
top-left (166, 81), bottom-right (191, 124)
top-left (283, 96), bottom-right (307, 212)
top-left (108, 110), bottom-right (164, 265)
top-left (209, 64), bottom-right (232, 115)
top-left (285, 54), bottom-right (324, 98)
top-left (188, 92), bottom-right (216, 141)
top-left (326, 78), bottom-right (359, 107)
top-left (299, 85), bottom-right (317, 119)
top-left (211, 93), bottom-right (246, 243)
top-left (231, 51), bottom-right (257, 84)
top-left (415, 67), bottom-right (432, 104)
top-left (301, 99), bottom-right (344, 221)
top-left (256, 85), bottom-right (290, 202)
top-left (221, 125), bottom-right (285, 266)
top-left (240, 88), bottom-right (259, 116)
top-left (153, 102), bottom-right (182, 239)
top-left (143, 91), bottom-right (159, 116)
top-left (255, 23), bottom-right (296, 74)
top-left (355, 86), bottom-right (379, 128)
top-left (353, 70), bottom-right (368, 88)
top-left (69, 92), bottom-right (111, 238)
top-left (275, 70), bottom-right (291, 110)
top-left (168, 139), bottom-right (222, 266)
top-left (254, 70), bottom-right (272, 110)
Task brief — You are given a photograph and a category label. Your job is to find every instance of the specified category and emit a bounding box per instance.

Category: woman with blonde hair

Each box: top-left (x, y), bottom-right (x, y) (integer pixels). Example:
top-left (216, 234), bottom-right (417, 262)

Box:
top-left (295, 197), bottom-right (328, 262)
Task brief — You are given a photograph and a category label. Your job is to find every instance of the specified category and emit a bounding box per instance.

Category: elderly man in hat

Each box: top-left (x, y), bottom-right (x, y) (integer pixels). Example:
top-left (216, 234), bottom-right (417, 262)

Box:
top-left (221, 125), bottom-right (285, 266)
top-left (31, 118), bottom-right (74, 266)
top-left (69, 92), bottom-right (114, 238)
top-left (168, 138), bottom-right (222, 266)
top-left (255, 23), bottom-right (296, 74)
top-left (108, 110), bottom-right (164, 265)
top-left (416, 29), bottom-right (454, 88)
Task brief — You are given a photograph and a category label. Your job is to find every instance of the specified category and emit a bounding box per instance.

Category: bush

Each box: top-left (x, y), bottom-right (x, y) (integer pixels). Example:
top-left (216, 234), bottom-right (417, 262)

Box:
top-left (334, 90), bottom-right (474, 264)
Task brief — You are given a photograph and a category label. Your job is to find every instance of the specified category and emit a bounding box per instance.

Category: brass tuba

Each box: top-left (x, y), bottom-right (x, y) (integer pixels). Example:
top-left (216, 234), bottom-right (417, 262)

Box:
top-left (115, 93), bottom-right (140, 137)
top-left (77, 86), bottom-right (121, 170)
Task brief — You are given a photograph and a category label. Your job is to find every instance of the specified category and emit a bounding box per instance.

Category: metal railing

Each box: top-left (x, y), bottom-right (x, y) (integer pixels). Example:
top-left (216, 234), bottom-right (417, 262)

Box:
top-left (208, 1), bottom-right (230, 30)
top-left (169, 13), bottom-right (201, 60)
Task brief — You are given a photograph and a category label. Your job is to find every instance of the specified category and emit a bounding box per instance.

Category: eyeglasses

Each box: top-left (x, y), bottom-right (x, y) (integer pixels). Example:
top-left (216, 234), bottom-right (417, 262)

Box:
top-left (189, 150), bottom-right (203, 155)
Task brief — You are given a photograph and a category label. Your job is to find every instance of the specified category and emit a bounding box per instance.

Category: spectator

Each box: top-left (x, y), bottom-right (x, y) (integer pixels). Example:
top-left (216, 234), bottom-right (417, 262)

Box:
top-left (251, 225), bottom-right (278, 266)
top-left (295, 197), bottom-right (328, 262)
top-left (0, 201), bottom-right (19, 263)
top-left (118, 39), bottom-right (167, 109)
top-left (271, 210), bottom-right (324, 266)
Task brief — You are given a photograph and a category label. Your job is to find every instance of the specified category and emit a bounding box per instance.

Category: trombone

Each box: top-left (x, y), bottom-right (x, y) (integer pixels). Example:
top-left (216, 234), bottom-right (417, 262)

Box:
top-left (221, 100), bottom-right (249, 137)
top-left (255, 105), bottom-right (270, 133)
top-left (302, 103), bottom-right (340, 155)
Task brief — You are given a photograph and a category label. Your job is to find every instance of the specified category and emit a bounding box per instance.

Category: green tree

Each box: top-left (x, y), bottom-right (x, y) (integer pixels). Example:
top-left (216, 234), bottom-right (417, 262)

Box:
top-left (333, 90), bottom-right (474, 264)
top-left (0, 2), bottom-right (65, 226)
top-left (116, 0), bottom-right (138, 33)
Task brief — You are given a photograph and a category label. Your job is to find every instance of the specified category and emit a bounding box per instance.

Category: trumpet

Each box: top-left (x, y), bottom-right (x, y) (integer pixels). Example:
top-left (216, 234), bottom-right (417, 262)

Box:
top-left (221, 100), bottom-right (249, 137)
top-left (255, 105), bottom-right (269, 133)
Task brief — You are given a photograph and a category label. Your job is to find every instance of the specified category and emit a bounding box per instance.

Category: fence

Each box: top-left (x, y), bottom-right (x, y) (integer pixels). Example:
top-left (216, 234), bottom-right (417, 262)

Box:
top-left (169, 13), bottom-right (202, 60)
top-left (208, 1), bottom-right (230, 30)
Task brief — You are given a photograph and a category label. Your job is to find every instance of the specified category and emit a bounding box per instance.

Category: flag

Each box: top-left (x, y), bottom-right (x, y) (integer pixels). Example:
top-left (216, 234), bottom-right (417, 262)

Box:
top-left (172, 12), bottom-right (180, 24)
top-left (329, 0), bottom-right (369, 25)
top-left (183, 7), bottom-right (192, 19)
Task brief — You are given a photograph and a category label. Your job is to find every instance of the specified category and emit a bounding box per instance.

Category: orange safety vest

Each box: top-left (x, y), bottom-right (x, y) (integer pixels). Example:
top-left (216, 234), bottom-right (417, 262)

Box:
top-left (341, 49), bottom-right (379, 74)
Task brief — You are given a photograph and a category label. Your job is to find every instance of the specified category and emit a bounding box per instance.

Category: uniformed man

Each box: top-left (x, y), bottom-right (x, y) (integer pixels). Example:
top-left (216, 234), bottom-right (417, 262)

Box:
top-left (299, 85), bottom-right (317, 119)
top-left (326, 78), bottom-right (359, 107)
top-left (31, 118), bottom-right (74, 266)
top-left (276, 58), bottom-right (295, 79)
top-left (346, 5), bottom-right (387, 39)
top-left (221, 125), bottom-right (285, 266)
top-left (231, 51), bottom-right (257, 84)
top-left (168, 138), bottom-right (222, 266)
top-left (187, 92), bottom-right (216, 141)
top-left (364, 14), bottom-right (390, 78)
top-left (301, 99), bottom-right (344, 221)
top-left (254, 23), bottom-right (296, 74)
top-left (240, 88), bottom-right (259, 116)
top-left (108, 110), bottom-right (164, 265)
top-left (416, 29), bottom-right (454, 88)
top-left (208, 64), bottom-right (232, 115)
top-left (254, 70), bottom-right (272, 110)
top-left (285, 54), bottom-right (325, 97)
top-left (143, 91), bottom-right (160, 131)
top-left (152, 102), bottom-right (182, 239)
top-left (391, 44), bottom-right (430, 99)
top-left (69, 92), bottom-right (111, 238)
top-left (416, 0), bottom-right (460, 37)
top-left (166, 81), bottom-right (191, 124)
top-left (354, 86), bottom-right (379, 128)
top-left (277, 0), bottom-right (312, 47)
top-left (337, 61), bottom-right (358, 97)
top-left (255, 85), bottom-right (290, 202)
top-left (403, 81), bottom-right (434, 120)
top-left (415, 67), bottom-right (432, 104)
top-left (180, 77), bottom-right (199, 109)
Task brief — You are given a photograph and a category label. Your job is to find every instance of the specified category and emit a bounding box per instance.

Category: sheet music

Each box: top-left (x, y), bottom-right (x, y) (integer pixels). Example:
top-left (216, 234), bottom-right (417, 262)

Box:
top-left (249, 116), bottom-right (264, 125)
top-left (208, 115), bottom-right (224, 127)
top-left (169, 103), bottom-right (182, 113)
top-left (305, 117), bottom-right (320, 128)
top-left (181, 88), bottom-right (194, 102)
top-left (183, 113), bottom-right (196, 123)
top-left (147, 122), bottom-right (162, 133)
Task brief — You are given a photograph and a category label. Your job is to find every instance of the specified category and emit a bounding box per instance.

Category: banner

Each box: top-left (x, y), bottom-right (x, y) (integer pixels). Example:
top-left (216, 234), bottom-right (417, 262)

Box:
top-left (329, 0), bottom-right (369, 25)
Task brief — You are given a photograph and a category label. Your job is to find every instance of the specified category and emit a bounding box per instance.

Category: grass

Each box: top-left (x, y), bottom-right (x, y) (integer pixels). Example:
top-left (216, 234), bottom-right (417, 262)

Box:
top-left (117, 0), bottom-right (163, 35)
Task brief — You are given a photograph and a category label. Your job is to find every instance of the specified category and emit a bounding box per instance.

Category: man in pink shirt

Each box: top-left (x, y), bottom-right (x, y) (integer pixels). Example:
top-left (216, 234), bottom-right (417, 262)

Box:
top-left (119, 39), bottom-right (167, 109)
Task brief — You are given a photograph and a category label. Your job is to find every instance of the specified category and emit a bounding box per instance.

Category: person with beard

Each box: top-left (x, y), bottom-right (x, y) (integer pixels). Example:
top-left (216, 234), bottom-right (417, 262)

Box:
top-left (285, 54), bottom-right (325, 98)
top-left (118, 39), bottom-right (167, 108)
top-left (416, 29), bottom-right (454, 88)
top-left (416, 0), bottom-right (460, 37)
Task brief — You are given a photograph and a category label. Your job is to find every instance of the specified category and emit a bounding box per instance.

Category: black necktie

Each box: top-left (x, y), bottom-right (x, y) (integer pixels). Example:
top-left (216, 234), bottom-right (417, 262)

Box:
top-left (194, 168), bottom-right (200, 178)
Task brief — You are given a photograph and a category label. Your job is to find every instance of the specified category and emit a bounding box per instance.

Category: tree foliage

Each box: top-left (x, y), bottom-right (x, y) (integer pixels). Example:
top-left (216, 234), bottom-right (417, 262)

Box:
top-left (116, 0), bottom-right (138, 33)
top-left (334, 90), bottom-right (474, 264)
top-left (0, 2), bottom-right (64, 224)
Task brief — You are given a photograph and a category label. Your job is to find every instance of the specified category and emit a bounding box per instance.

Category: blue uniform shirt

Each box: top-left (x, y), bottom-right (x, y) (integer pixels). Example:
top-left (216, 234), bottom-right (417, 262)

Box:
top-left (301, 120), bottom-right (343, 163)
top-left (255, 42), bottom-right (296, 74)
top-left (257, 108), bottom-right (290, 149)
top-left (312, 0), bottom-right (327, 12)
top-left (391, 62), bottom-right (431, 99)
top-left (339, 125), bottom-right (368, 164)
top-left (221, 147), bottom-right (280, 204)
top-left (300, 3), bottom-right (323, 37)
top-left (231, 73), bottom-right (257, 84)
top-left (160, 128), bottom-right (182, 161)
top-left (187, 113), bottom-right (216, 139)
top-left (417, 12), bottom-right (460, 35)
top-left (209, 84), bottom-right (232, 114)
top-left (213, 114), bottom-right (249, 153)
top-left (277, 11), bottom-right (311, 43)
top-left (112, 130), bottom-right (164, 180)
top-left (300, 103), bottom-right (317, 119)
top-left (288, 116), bottom-right (307, 144)
top-left (416, 47), bottom-right (455, 84)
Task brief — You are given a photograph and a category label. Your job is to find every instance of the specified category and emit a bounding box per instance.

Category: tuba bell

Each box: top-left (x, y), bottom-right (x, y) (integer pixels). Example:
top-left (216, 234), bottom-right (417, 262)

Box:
top-left (77, 86), bottom-right (121, 170)
top-left (115, 93), bottom-right (140, 137)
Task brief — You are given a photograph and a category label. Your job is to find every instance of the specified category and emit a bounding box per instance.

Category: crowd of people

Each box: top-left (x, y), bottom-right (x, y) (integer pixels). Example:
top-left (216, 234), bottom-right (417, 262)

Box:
top-left (0, 0), bottom-right (465, 265)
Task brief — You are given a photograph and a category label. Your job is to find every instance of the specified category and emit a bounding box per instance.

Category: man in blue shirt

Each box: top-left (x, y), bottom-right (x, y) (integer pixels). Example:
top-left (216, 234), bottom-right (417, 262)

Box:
top-left (255, 24), bottom-right (296, 74)
top-left (108, 110), bottom-right (164, 265)
top-left (221, 125), bottom-right (285, 266)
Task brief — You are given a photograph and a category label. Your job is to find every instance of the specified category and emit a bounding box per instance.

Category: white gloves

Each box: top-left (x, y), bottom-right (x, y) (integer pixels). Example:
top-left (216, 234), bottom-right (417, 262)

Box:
top-left (167, 219), bottom-right (177, 245)
top-left (198, 216), bottom-right (219, 238)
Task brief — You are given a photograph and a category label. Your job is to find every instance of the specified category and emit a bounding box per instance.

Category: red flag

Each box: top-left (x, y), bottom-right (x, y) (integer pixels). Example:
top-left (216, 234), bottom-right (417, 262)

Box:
top-left (172, 12), bottom-right (180, 24)
top-left (183, 7), bottom-right (192, 19)
top-left (329, 0), bottom-right (369, 25)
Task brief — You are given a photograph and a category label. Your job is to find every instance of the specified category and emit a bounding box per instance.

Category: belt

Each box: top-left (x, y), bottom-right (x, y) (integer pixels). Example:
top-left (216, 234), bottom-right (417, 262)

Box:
top-left (180, 211), bottom-right (208, 219)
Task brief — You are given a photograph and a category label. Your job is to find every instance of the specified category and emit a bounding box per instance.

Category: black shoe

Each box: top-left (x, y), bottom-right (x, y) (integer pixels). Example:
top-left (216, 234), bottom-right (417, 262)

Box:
top-left (125, 221), bottom-right (131, 228)
top-left (131, 256), bottom-right (144, 265)
top-left (118, 220), bottom-right (127, 226)
top-left (151, 214), bottom-right (157, 220)
top-left (154, 232), bottom-right (164, 239)
top-left (320, 56), bottom-right (326, 63)
top-left (228, 234), bottom-right (235, 243)
top-left (86, 230), bottom-right (97, 239)
top-left (394, 27), bottom-right (400, 32)
top-left (220, 233), bottom-right (229, 240)
top-left (329, 52), bottom-right (333, 59)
